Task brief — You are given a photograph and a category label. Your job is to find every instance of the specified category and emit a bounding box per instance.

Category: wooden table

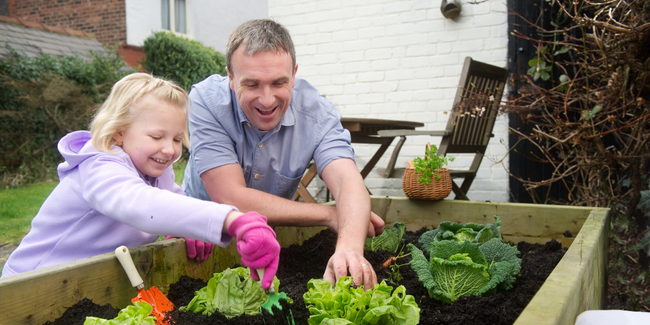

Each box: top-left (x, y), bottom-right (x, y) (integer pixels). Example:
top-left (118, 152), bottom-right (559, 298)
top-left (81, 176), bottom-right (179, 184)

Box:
top-left (294, 117), bottom-right (424, 202)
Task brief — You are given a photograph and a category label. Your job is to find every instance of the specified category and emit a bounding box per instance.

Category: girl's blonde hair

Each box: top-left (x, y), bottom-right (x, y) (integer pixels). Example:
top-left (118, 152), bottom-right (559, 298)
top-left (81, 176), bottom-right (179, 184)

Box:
top-left (90, 73), bottom-right (190, 153)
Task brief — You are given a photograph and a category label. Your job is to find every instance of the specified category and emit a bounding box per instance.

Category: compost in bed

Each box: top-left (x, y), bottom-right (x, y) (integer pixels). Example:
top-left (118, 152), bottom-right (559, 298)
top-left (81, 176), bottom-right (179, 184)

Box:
top-left (45, 228), bottom-right (566, 325)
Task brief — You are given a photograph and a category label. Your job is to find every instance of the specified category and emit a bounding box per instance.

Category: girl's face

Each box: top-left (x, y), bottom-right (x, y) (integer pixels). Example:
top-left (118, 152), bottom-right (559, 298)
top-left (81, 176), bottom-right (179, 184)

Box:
top-left (113, 94), bottom-right (186, 178)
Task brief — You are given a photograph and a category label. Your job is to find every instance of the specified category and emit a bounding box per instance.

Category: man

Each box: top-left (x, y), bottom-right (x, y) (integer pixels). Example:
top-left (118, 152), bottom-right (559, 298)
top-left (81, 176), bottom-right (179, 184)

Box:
top-left (182, 19), bottom-right (384, 289)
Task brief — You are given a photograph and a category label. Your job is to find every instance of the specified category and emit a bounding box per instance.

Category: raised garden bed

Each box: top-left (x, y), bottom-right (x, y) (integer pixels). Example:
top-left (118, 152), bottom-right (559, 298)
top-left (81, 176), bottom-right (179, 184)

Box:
top-left (44, 228), bottom-right (566, 325)
top-left (0, 197), bottom-right (609, 325)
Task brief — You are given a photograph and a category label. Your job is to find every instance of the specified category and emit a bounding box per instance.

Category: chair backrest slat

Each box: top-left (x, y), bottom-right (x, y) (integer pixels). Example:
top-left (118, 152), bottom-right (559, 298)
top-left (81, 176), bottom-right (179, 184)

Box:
top-left (442, 57), bottom-right (508, 155)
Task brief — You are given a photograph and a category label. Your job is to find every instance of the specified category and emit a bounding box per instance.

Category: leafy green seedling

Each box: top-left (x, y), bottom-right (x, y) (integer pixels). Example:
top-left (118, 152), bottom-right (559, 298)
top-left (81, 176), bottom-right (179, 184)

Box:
top-left (412, 143), bottom-right (454, 184)
top-left (303, 277), bottom-right (420, 325)
top-left (84, 301), bottom-right (156, 325)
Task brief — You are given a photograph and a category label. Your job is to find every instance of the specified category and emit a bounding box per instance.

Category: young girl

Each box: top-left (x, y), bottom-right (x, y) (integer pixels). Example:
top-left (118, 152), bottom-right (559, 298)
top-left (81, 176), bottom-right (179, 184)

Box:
top-left (2, 73), bottom-right (279, 290)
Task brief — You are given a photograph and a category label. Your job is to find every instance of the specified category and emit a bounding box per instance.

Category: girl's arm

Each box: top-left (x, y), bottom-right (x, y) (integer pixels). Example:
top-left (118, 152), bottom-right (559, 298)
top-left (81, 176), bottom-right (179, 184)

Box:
top-left (82, 153), bottom-right (237, 246)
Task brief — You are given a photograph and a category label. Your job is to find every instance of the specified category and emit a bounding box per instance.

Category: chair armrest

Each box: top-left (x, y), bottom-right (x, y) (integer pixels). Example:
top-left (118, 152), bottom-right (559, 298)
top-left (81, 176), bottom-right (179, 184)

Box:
top-left (449, 169), bottom-right (476, 177)
top-left (376, 129), bottom-right (451, 137)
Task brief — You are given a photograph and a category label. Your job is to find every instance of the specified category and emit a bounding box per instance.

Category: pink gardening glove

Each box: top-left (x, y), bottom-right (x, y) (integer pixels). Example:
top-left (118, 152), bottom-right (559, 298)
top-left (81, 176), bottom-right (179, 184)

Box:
top-left (227, 211), bottom-right (280, 290)
top-left (164, 236), bottom-right (214, 262)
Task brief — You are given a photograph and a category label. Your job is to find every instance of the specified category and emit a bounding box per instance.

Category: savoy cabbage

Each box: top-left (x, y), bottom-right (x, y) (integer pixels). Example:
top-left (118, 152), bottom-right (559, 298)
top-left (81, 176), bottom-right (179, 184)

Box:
top-left (418, 216), bottom-right (502, 249)
top-left (364, 222), bottom-right (407, 253)
top-left (408, 216), bottom-right (521, 304)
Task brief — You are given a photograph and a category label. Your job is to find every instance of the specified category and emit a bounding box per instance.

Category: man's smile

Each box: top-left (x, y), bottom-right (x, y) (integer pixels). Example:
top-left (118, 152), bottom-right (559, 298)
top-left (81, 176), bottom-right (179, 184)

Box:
top-left (256, 106), bottom-right (277, 115)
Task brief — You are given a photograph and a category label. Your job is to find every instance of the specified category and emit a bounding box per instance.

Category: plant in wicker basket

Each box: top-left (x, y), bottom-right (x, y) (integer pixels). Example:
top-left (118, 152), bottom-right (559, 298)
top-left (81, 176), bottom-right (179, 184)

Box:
top-left (404, 142), bottom-right (455, 200)
top-left (411, 142), bottom-right (454, 184)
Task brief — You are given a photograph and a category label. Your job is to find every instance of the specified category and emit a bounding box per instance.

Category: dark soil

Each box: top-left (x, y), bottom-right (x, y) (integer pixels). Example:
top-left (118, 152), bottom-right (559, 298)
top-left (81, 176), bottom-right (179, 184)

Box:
top-left (45, 228), bottom-right (566, 325)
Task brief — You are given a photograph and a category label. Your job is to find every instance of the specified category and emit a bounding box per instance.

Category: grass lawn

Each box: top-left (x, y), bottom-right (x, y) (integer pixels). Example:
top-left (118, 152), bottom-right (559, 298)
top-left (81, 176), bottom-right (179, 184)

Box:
top-left (0, 182), bottom-right (58, 245)
top-left (0, 161), bottom-right (187, 246)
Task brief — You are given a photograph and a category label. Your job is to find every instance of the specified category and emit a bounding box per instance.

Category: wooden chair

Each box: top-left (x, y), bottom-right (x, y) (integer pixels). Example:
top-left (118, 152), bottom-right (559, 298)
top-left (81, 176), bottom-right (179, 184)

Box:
top-left (293, 161), bottom-right (318, 203)
top-left (376, 56), bottom-right (509, 200)
top-left (293, 118), bottom-right (424, 203)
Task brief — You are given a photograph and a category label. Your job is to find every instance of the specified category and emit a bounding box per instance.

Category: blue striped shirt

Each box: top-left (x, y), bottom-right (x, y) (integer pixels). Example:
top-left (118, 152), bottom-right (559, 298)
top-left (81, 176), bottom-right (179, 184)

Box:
top-left (182, 74), bottom-right (355, 200)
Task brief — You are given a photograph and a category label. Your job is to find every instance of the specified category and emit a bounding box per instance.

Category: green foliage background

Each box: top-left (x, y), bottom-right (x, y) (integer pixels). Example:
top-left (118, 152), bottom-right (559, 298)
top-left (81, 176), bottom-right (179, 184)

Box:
top-left (0, 32), bottom-right (227, 189)
top-left (143, 31), bottom-right (226, 91)
top-left (0, 49), bottom-right (134, 188)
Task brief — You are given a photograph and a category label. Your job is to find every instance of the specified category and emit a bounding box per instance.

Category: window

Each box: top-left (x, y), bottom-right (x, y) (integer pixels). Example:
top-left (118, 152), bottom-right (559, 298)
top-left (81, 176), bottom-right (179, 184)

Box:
top-left (0, 0), bottom-right (8, 16)
top-left (161, 0), bottom-right (187, 34)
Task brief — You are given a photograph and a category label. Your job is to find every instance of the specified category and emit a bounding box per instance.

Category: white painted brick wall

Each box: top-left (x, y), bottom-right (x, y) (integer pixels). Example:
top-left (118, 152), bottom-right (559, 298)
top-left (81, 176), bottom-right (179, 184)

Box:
top-left (269, 0), bottom-right (510, 202)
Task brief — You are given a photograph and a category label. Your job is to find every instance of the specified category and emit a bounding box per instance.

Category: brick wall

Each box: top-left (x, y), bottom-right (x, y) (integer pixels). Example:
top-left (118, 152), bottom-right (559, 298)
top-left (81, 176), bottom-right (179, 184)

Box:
top-left (269, 0), bottom-right (510, 202)
top-left (9, 0), bottom-right (126, 46)
top-left (119, 44), bottom-right (146, 71)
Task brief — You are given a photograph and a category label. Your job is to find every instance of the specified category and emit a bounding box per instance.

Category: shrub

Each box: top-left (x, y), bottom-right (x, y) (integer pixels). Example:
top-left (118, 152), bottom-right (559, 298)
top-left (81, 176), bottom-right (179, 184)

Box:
top-left (0, 48), bottom-right (134, 188)
top-left (142, 31), bottom-right (226, 91)
top-left (505, 2), bottom-right (650, 310)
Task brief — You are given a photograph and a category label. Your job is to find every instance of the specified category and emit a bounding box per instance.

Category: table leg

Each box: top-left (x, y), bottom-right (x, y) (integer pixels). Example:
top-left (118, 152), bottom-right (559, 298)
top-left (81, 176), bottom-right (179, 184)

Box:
top-left (294, 135), bottom-right (401, 201)
top-left (381, 136), bottom-right (406, 178)
top-left (357, 137), bottom-right (394, 179)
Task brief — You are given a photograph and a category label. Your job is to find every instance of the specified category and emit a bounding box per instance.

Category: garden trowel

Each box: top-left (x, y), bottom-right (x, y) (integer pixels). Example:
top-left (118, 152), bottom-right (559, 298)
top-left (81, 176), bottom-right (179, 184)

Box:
top-left (256, 268), bottom-right (295, 325)
top-left (115, 245), bottom-right (174, 325)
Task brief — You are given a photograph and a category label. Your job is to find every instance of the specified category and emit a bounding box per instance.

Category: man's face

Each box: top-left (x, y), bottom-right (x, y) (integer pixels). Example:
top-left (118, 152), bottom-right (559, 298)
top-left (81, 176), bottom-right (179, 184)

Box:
top-left (228, 47), bottom-right (297, 131)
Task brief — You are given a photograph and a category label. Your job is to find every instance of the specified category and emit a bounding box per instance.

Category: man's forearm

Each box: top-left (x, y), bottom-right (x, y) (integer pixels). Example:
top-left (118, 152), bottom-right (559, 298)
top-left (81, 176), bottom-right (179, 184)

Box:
top-left (331, 182), bottom-right (371, 253)
top-left (201, 165), bottom-right (335, 227)
top-left (321, 159), bottom-right (371, 254)
top-left (223, 187), bottom-right (334, 227)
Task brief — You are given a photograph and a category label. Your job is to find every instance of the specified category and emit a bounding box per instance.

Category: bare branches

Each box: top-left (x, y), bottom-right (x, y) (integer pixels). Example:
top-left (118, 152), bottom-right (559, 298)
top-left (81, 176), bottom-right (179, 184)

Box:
top-left (504, 1), bottom-right (650, 207)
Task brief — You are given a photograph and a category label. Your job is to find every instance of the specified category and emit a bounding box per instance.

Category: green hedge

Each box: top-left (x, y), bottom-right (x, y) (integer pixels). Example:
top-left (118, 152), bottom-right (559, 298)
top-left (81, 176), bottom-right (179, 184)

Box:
top-left (0, 49), bottom-right (134, 188)
top-left (143, 31), bottom-right (226, 91)
top-left (0, 32), bottom-right (225, 188)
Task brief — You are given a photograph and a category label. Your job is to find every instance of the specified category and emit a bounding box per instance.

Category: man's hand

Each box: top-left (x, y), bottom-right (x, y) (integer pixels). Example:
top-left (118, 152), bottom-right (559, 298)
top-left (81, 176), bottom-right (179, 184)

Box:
top-left (368, 212), bottom-right (385, 238)
top-left (327, 210), bottom-right (385, 238)
top-left (323, 249), bottom-right (378, 290)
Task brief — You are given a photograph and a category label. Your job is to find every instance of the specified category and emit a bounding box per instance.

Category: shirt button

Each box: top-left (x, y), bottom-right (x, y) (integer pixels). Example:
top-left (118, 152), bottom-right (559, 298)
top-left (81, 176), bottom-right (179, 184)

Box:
top-left (258, 142), bottom-right (264, 148)
top-left (254, 173), bottom-right (261, 179)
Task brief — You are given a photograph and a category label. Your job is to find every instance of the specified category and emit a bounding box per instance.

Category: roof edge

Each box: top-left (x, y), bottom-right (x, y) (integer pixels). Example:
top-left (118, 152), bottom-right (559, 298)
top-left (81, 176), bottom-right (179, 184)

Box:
top-left (0, 16), bottom-right (96, 39)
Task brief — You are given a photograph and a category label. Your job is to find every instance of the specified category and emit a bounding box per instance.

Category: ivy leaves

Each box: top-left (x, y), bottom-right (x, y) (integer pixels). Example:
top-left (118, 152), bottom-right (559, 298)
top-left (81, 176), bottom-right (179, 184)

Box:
top-left (527, 45), bottom-right (571, 82)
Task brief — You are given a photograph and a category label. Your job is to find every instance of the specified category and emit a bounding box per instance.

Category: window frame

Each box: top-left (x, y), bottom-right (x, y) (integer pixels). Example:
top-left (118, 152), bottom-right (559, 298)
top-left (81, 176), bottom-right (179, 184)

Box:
top-left (162, 0), bottom-right (189, 36)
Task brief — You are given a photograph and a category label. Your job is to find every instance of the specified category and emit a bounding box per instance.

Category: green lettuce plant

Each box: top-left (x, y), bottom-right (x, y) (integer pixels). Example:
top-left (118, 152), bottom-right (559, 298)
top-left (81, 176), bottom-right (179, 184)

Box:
top-left (303, 277), bottom-right (419, 325)
top-left (84, 301), bottom-right (156, 325)
top-left (407, 216), bottom-right (521, 304)
top-left (180, 267), bottom-right (281, 319)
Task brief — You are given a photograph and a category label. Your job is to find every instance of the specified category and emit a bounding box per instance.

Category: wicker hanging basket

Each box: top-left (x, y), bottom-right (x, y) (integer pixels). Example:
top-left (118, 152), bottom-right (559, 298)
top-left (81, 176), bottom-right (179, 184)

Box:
top-left (402, 167), bottom-right (452, 200)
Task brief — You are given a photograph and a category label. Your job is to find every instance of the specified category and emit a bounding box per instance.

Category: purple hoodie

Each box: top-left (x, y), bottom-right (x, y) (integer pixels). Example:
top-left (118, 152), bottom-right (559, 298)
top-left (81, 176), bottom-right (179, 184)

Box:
top-left (2, 131), bottom-right (237, 277)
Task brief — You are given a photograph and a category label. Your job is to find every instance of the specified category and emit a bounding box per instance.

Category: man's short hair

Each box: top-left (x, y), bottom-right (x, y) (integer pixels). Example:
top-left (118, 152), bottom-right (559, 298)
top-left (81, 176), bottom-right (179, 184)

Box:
top-left (226, 19), bottom-right (296, 75)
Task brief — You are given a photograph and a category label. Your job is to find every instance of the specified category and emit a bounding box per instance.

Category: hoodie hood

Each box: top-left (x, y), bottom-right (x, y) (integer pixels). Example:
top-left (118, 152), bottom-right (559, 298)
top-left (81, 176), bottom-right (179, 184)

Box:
top-left (56, 131), bottom-right (103, 180)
